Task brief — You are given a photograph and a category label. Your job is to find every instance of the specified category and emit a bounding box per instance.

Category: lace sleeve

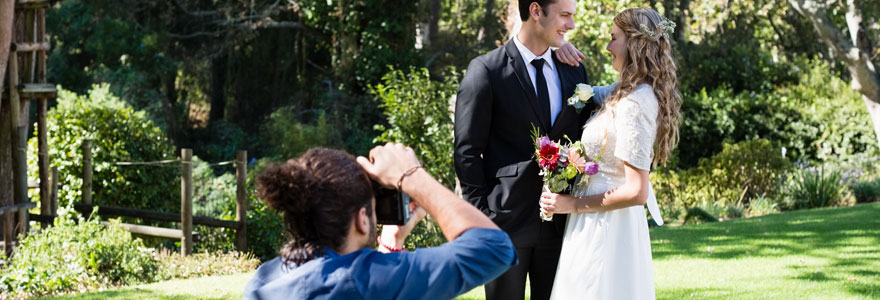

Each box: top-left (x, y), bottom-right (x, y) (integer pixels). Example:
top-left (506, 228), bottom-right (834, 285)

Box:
top-left (612, 95), bottom-right (658, 171)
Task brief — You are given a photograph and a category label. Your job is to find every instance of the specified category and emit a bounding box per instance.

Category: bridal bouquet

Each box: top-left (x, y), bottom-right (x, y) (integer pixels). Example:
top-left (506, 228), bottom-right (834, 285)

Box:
top-left (532, 126), bottom-right (600, 221)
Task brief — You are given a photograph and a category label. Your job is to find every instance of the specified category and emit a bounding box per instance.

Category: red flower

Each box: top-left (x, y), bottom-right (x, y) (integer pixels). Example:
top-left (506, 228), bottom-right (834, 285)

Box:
top-left (538, 143), bottom-right (560, 171)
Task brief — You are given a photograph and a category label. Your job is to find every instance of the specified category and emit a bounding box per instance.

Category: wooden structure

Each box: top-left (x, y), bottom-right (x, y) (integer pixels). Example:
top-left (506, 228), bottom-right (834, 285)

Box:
top-left (2, 0), bottom-right (57, 257)
top-left (75, 143), bottom-right (249, 256)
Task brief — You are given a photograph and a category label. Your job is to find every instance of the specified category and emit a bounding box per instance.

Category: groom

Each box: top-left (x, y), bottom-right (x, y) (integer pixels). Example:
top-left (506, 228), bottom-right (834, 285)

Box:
top-left (454, 0), bottom-right (595, 299)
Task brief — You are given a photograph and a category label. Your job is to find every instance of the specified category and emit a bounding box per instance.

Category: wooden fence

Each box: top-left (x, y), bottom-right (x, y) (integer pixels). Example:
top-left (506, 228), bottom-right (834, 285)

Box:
top-left (2, 140), bottom-right (248, 257)
top-left (74, 141), bottom-right (249, 256)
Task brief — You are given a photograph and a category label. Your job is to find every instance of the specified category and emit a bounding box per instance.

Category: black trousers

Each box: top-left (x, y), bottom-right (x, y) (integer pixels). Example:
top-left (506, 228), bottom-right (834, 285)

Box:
top-left (485, 224), bottom-right (563, 300)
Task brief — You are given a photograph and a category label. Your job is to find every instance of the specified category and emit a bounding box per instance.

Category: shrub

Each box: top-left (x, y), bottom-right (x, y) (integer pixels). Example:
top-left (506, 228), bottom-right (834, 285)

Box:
top-left (260, 108), bottom-right (344, 159)
top-left (748, 195), bottom-right (780, 217)
top-left (370, 67), bottom-right (461, 248)
top-left (788, 166), bottom-right (849, 210)
top-left (153, 249), bottom-right (259, 281)
top-left (677, 60), bottom-right (878, 169)
top-left (371, 66), bottom-right (459, 188)
top-left (0, 209), bottom-right (158, 298)
top-left (26, 84), bottom-right (179, 212)
top-left (689, 139), bottom-right (792, 206)
top-left (852, 179), bottom-right (880, 203)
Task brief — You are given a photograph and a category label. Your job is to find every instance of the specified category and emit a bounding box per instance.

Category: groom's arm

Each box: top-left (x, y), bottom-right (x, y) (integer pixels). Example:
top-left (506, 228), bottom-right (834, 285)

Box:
top-left (454, 58), bottom-right (493, 216)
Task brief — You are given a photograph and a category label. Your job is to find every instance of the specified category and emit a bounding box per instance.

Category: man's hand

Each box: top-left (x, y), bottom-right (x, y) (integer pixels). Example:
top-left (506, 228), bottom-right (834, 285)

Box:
top-left (357, 143), bottom-right (422, 189)
top-left (555, 41), bottom-right (585, 67)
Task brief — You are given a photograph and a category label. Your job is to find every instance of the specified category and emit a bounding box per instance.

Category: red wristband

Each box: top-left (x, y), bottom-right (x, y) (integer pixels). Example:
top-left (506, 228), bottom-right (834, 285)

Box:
top-left (378, 236), bottom-right (405, 252)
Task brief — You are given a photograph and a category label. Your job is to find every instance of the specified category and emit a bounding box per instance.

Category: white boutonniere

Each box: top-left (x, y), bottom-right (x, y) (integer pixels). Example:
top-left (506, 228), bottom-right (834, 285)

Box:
top-left (567, 83), bottom-right (593, 112)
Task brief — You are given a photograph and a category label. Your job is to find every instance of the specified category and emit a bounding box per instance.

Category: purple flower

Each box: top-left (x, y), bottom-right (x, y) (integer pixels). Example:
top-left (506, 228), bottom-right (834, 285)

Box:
top-left (536, 136), bottom-right (552, 149)
top-left (585, 162), bottom-right (599, 175)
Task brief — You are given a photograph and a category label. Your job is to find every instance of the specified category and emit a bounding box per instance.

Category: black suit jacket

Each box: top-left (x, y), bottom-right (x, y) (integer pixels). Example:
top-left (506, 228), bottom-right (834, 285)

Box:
top-left (454, 41), bottom-right (596, 246)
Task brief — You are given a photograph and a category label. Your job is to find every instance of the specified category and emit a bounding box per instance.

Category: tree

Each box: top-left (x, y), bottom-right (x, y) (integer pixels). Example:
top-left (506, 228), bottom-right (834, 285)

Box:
top-left (788, 0), bottom-right (880, 146)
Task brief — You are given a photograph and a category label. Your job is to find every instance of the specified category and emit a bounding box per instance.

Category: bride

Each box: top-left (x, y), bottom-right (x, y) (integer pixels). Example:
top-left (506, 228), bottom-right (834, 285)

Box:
top-left (540, 7), bottom-right (682, 299)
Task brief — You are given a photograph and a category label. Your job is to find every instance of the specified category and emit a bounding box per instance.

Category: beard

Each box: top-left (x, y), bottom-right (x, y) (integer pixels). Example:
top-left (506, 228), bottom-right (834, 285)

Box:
top-left (365, 217), bottom-right (378, 249)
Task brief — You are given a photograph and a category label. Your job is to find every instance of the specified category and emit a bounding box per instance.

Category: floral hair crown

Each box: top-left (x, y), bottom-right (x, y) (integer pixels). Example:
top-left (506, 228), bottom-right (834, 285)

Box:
top-left (638, 17), bottom-right (676, 41)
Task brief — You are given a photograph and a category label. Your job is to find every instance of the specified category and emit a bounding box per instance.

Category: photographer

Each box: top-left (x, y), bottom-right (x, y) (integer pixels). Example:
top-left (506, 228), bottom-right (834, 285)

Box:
top-left (244, 144), bottom-right (516, 299)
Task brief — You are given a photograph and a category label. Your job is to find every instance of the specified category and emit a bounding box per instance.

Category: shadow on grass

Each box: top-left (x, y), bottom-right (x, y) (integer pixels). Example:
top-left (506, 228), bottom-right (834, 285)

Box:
top-left (651, 203), bottom-right (880, 260)
top-left (651, 202), bottom-right (880, 299)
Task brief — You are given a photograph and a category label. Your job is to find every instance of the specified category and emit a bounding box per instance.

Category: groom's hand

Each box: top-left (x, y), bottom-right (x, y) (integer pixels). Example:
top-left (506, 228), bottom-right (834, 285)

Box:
top-left (556, 41), bottom-right (585, 67)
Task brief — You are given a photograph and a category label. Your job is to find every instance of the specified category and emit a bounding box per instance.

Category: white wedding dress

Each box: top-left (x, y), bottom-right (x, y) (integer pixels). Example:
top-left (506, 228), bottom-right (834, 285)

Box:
top-left (549, 83), bottom-right (658, 300)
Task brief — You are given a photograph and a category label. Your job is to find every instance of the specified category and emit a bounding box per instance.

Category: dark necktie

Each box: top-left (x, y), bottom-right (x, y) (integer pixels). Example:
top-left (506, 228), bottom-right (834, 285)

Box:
top-left (531, 58), bottom-right (551, 126)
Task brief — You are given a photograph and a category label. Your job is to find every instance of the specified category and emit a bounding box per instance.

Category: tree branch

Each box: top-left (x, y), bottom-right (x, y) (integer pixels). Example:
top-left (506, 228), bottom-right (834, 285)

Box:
top-left (788, 0), bottom-right (880, 102)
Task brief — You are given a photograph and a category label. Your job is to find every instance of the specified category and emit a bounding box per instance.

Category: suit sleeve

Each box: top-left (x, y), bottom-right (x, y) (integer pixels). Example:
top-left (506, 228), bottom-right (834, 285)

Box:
top-left (454, 58), bottom-right (493, 215)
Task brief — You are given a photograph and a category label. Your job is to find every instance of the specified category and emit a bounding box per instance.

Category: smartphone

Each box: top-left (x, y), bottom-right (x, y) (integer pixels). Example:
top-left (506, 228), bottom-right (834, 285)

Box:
top-left (371, 180), bottom-right (411, 225)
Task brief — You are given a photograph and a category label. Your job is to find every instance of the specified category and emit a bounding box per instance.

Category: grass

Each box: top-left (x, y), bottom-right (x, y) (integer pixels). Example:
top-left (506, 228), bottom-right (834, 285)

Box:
top-left (651, 202), bottom-right (880, 300)
top-left (45, 202), bottom-right (880, 300)
top-left (42, 273), bottom-right (252, 300)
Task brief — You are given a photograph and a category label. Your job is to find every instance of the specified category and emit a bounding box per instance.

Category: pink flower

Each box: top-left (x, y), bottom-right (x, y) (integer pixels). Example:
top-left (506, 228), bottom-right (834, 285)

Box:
top-left (568, 149), bottom-right (587, 173)
top-left (585, 162), bottom-right (599, 175)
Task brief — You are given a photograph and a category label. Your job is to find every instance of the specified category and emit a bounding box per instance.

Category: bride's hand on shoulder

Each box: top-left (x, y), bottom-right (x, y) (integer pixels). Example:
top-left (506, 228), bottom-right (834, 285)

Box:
top-left (540, 191), bottom-right (578, 214)
top-left (555, 41), bottom-right (585, 67)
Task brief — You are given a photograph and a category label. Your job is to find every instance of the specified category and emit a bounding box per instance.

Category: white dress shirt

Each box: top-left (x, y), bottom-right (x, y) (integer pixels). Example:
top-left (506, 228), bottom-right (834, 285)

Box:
top-left (513, 35), bottom-right (562, 126)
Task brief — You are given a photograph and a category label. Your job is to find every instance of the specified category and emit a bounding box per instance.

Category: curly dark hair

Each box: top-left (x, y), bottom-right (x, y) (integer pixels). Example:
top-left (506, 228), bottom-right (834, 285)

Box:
top-left (256, 148), bottom-right (374, 267)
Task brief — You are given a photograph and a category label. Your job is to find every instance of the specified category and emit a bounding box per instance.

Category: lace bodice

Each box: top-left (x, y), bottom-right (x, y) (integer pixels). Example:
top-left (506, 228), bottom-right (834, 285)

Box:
top-left (579, 84), bottom-right (659, 189)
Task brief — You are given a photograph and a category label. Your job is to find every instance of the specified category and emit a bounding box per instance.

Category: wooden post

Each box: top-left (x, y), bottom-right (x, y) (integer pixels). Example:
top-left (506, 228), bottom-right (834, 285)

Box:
top-left (38, 97), bottom-right (48, 227)
top-left (50, 166), bottom-right (57, 217)
top-left (17, 206), bottom-right (27, 237)
top-left (3, 211), bottom-right (13, 258)
top-left (8, 47), bottom-right (28, 207)
top-left (181, 148), bottom-right (193, 256)
top-left (82, 140), bottom-right (92, 205)
top-left (235, 150), bottom-right (247, 252)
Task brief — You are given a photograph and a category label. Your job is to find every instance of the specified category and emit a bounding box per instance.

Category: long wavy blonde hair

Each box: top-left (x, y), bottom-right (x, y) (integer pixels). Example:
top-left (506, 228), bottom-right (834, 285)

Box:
top-left (604, 7), bottom-right (682, 167)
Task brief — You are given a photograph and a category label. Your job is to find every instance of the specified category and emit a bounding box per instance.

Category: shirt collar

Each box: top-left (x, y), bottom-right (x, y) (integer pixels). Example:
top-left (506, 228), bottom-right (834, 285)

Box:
top-left (513, 34), bottom-right (555, 71)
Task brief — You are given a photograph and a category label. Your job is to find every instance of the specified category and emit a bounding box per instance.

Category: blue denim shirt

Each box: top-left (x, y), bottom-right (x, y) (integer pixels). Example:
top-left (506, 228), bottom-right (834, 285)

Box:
top-left (243, 228), bottom-right (516, 300)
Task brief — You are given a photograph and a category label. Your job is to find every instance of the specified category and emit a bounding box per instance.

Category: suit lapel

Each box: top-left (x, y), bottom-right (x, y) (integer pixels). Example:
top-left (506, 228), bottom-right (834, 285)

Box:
top-left (549, 52), bottom-right (575, 139)
top-left (505, 41), bottom-right (550, 133)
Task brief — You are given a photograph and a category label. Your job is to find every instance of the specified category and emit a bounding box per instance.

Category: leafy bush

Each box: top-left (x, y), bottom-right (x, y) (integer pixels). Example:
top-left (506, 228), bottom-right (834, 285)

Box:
top-left (788, 167), bottom-right (849, 210)
top-left (748, 195), bottom-right (780, 217)
top-left (677, 60), bottom-right (877, 169)
top-left (260, 108), bottom-right (344, 159)
top-left (27, 84), bottom-right (179, 212)
top-left (153, 249), bottom-right (259, 280)
top-left (370, 67), bottom-right (461, 248)
top-left (852, 179), bottom-right (880, 203)
top-left (0, 210), bottom-right (158, 298)
top-left (371, 67), bottom-right (460, 188)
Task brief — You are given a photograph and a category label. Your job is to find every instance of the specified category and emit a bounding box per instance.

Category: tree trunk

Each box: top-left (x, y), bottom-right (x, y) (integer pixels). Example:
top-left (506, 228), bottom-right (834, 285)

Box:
top-left (789, 0), bottom-right (880, 147)
top-left (209, 51), bottom-right (227, 125)
top-left (0, 0), bottom-right (15, 207)
top-left (428, 0), bottom-right (440, 47)
top-left (865, 96), bottom-right (880, 147)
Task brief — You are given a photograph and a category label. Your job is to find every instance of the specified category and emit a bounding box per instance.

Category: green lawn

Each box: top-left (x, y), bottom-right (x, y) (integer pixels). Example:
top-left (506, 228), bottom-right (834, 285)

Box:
top-left (46, 202), bottom-right (880, 300)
